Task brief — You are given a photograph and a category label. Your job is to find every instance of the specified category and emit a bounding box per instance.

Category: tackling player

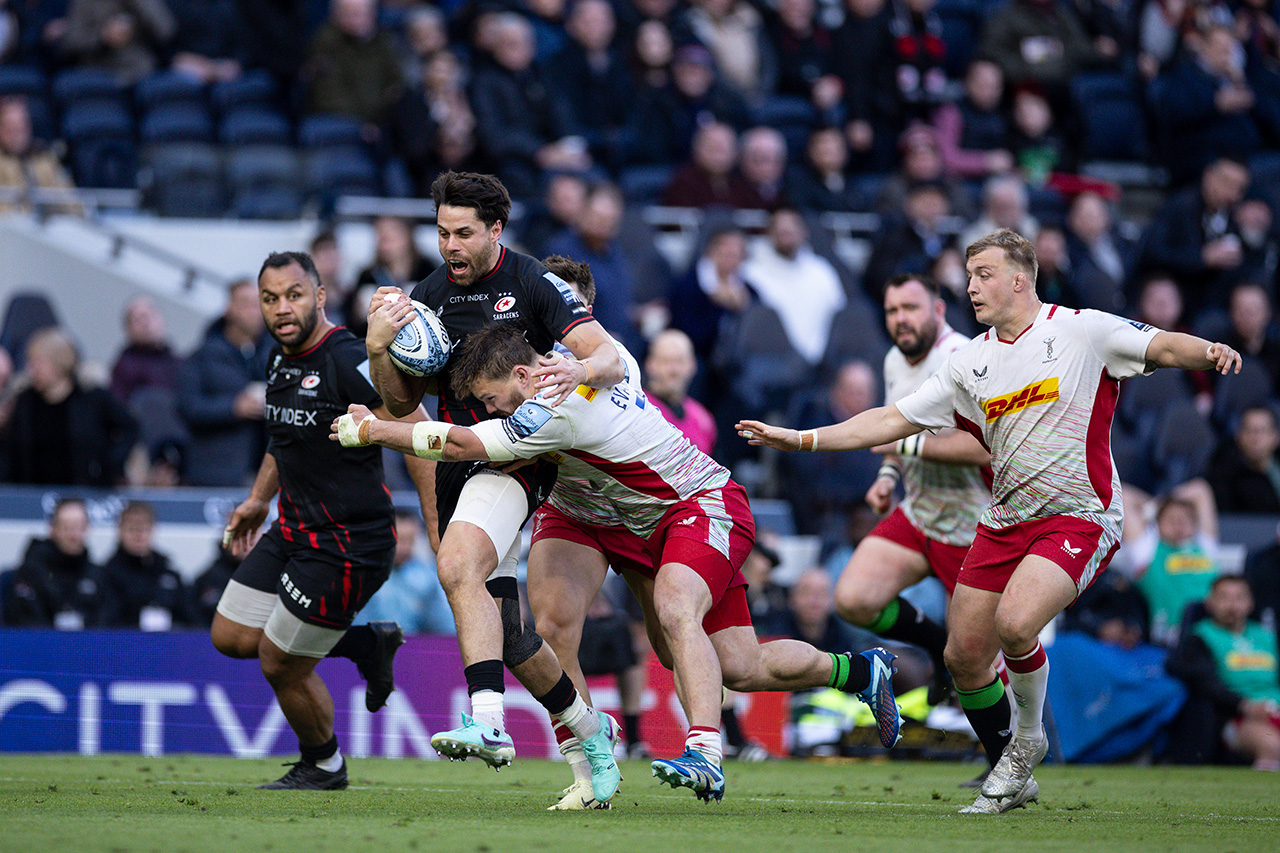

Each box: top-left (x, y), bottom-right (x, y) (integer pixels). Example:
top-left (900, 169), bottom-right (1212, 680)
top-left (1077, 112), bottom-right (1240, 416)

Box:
top-left (211, 251), bottom-right (434, 790)
top-left (737, 229), bottom-right (1242, 813)
top-left (333, 322), bottom-right (905, 804)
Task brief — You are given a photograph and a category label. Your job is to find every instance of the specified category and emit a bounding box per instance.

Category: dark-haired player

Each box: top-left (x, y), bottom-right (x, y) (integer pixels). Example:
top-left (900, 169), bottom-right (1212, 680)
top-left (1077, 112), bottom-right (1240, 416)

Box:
top-left (364, 171), bottom-right (625, 805)
top-left (212, 251), bottom-right (435, 790)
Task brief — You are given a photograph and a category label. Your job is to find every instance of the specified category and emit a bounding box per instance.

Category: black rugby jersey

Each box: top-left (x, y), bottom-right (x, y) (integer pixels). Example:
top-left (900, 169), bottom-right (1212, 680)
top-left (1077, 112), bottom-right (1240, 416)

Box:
top-left (409, 246), bottom-right (593, 427)
top-left (264, 326), bottom-right (394, 552)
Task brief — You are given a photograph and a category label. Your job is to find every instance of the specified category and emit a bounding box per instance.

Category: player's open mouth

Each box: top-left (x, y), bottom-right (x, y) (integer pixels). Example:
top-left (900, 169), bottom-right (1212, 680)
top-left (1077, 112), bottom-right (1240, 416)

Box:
top-left (448, 259), bottom-right (468, 275)
top-left (276, 322), bottom-right (297, 334)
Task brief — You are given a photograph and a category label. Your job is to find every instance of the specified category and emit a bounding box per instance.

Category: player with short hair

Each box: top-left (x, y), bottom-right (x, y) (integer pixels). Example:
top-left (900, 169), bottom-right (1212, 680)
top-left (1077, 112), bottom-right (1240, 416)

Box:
top-left (211, 251), bottom-right (434, 790)
top-left (363, 171), bottom-right (626, 804)
top-left (836, 273), bottom-right (1007, 777)
top-left (737, 228), bottom-right (1242, 813)
top-left (333, 322), bottom-right (905, 804)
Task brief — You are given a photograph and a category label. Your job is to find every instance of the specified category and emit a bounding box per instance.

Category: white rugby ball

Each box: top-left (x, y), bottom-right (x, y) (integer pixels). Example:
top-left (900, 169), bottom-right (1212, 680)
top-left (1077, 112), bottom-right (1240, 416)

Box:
top-left (388, 300), bottom-right (452, 377)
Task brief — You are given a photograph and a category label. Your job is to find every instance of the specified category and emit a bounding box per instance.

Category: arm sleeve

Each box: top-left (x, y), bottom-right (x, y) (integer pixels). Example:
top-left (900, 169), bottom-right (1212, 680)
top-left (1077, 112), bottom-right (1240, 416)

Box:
top-left (467, 399), bottom-right (574, 461)
top-left (524, 265), bottom-right (594, 340)
top-left (894, 358), bottom-right (963, 431)
top-left (1080, 309), bottom-right (1160, 380)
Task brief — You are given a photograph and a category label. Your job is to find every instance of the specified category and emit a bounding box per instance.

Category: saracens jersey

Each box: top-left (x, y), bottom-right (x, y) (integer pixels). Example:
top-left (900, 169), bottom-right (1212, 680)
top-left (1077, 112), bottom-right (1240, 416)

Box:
top-left (468, 382), bottom-right (731, 541)
top-left (264, 327), bottom-right (394, 553)
top-left (883, 323), bottom-right (989, 546)
top-left (544, 338), bottom-right (643, 528)
top-left (895, 305), bottom-right (1159, 540)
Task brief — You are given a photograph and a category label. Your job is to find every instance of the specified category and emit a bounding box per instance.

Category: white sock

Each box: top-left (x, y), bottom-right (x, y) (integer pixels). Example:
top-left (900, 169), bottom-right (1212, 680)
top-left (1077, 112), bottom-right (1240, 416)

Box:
top-left (316, 747), bottom-right (343, 772)
top-left (557, 691), bottom-right (601, 740)
top-left (1004, 642), bottom-right (1049, 740)
top-left (552, 716), bottom-right (592, 783)
top-left (685, 726), bottom-right (723, 765)
top-left (470, 689), bottom-right (505, 732)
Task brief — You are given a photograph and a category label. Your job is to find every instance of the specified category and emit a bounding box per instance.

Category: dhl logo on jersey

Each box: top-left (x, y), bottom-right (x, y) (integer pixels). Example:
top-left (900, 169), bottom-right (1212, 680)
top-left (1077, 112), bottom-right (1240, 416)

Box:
top-left (983, 377), bottom-right (1060, 422)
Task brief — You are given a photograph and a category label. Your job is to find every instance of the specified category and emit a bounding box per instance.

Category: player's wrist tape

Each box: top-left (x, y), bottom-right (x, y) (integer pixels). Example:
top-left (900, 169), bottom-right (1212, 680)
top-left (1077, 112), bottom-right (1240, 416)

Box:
top-left (411, 421), bottom-right (453, 460)
top-left (877, 462), bottom-right (902, 483)
top-left (336, 413), bottom-right (372, 447)
top-left (357, 414), bottom-right (376, 446)
top-left (580, 359), bottom-right (595, 385)
top-left (799, 429), bottom-right (817, 451)
top-left (897, 433), bottom-right (926, 457)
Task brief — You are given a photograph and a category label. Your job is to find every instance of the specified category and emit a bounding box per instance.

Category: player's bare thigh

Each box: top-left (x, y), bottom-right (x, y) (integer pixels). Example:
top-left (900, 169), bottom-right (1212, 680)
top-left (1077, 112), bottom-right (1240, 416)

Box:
top-left (835, 535), bottom-right (932, 624)
top-left (622, 570), bottom-right (673, 668)
top-left (996, 553), bottom-right (1078, 650)
top-left (210, 611), bottom-right (263, 658)
top-left (526, 537), bottom-right (610, 647)
top-left (435, 521), bottom-right (501, 589)
top-left (706, 624), bottom-right (763, 690)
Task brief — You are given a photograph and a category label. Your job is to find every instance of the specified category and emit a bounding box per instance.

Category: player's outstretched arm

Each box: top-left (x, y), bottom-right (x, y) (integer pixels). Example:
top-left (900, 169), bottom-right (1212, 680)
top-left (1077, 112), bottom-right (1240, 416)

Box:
top-left (880, 428), bottom-right (990, 466)
top-left (736, 404), bottom-right (921, 452)
top-left (332, 404), bottom-right (493, 462)
top-left (1145, 331), bottom-right (1242, 375)
top-left (366, 286), bottom-right (432, 417)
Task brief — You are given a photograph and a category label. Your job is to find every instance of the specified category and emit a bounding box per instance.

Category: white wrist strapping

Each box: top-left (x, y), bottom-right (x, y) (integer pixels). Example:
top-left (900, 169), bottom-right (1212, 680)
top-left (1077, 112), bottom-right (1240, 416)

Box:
top-left (411, 421), bottom-right (453, 460)
top-left (877, 462), bottom-right (902, 483)
top-left (897, 432), bottom-right (926, 457)
top-left (336, 412), bottom-right (375, 447)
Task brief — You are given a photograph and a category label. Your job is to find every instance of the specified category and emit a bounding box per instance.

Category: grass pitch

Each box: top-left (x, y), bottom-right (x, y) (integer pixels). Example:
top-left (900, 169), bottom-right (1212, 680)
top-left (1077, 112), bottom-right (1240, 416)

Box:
top-left (0, 754), bottom-right (1274, 853)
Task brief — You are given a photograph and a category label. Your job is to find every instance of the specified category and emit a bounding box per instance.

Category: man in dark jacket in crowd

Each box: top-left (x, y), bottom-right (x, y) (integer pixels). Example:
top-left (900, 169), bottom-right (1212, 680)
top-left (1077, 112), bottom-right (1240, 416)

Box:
top-left (97, 501), bottom-right (194, 629)
top-left (3, 498), bottom-right (101, 628)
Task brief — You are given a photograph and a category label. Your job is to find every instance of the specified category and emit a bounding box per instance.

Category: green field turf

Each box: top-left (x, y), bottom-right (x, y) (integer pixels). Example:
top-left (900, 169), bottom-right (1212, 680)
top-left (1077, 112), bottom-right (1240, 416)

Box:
top-left (0, 754), bottom-right (1274, 853)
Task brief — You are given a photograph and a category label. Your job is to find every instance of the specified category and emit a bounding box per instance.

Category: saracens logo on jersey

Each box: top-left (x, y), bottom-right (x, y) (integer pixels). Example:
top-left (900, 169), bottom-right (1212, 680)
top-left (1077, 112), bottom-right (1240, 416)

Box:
top-left (493, 295), bottom-right (516, 312)
top-left (301, 374), bottom-right (320, 389)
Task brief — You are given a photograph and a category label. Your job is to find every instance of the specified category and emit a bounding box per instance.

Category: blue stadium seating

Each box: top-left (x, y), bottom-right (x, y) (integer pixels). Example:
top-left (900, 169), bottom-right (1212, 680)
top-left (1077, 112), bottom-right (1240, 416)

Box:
top-left (298, 113), bottom-right (365, 149)
top-left (61, 99), bottom-right (137, 188)
top-left (305, 146), bottom-right (381, 200)
top-left (226, 144), bottom-right (304, 218)
top-left (219, 106), bottom-right (292, 146)
top-left (52, 68), bottom-right (126, 108)
top-left (1070, 73), bottom-right (1150, 163)
top-left (135, 71), bottom-right (207, 112)
top-left (144, 142), bottom-right (225, 217)
top-left (211, 69), bottom-right (279, 115)
top-left (140, 103), bottom-right (215, 145)
top-left (0, 65), bottom-right (46, 99)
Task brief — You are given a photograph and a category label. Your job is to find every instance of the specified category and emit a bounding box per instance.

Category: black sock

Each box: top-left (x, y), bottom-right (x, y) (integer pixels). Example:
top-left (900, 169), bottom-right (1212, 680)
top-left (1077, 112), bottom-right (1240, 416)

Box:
top-left (299, 735), bottom-right (339, 765)
top-left (535, 672), bottom-right (577, 715)
top-left (868, 597), bottom-right (948, 671)
top-left (464, 659), bottom-right (506, 695)
top-left (829, 651), bottom-right (873, 693)
top-left (958, 678), bottom-right (1013, 767)
top-left (721, 706), bottom-right (746, 748)
top-left (623, 713), bottom-right (641, 746)
top-left (327, 624), bottom-right (376, 660)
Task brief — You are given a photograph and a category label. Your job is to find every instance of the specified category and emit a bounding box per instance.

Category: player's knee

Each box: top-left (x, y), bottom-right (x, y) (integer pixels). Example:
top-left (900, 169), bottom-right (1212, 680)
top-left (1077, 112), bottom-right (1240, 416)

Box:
top-left (943, 636), bottom-right (984, 681)
top-left (835, 589), bottom-right (878, 628)
top-left (210, 617), bottom-right (257, 659)
top-left (992, 610), bottom-right (1039, 653)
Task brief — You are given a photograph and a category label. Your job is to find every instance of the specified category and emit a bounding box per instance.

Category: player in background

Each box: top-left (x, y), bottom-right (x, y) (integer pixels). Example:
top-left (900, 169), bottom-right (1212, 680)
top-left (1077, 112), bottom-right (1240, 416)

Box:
top-left (837, 273), bottom-right (1007, 780)
top-left (333, 322), bottom-right (905, 804)
top-left (736, 229), bottom-right (1242, 813)
top-left (363, 171), bottom-right (625, 804)
top-left (211, 251), bottom-right (434, 790)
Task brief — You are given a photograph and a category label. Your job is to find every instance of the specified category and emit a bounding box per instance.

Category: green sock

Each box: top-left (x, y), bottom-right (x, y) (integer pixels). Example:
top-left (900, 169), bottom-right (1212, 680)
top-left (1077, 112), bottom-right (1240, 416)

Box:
top-left (866, 599), bottom-right (900, 634)
top-left (827, 652), bottom-right (849, 689)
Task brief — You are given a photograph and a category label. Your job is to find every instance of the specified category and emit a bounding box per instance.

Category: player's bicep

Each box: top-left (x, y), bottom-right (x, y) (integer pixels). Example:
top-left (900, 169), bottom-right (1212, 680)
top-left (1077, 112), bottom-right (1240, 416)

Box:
top-left (470, 401), bottom-right (571, 461)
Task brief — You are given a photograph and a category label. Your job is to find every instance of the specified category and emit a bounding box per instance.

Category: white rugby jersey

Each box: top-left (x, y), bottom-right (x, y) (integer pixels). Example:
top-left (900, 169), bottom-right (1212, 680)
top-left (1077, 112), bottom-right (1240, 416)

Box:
top-left (895, 305), bottom-right (1159, 537)
top-left (883, 324), bottom-right (990, 546)
top-left (544, 339), bottom-right (642, 527)
top-left (470, 381), bottom-right (732, 540)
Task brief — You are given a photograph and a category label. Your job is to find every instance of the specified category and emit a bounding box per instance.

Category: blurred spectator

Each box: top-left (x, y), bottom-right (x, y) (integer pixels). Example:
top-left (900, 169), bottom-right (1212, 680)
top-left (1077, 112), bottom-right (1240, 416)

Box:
top-left (545, 181), bottom-right (640, 348)
top-left (168, 0), bottom-right (245, 84)
top-left (777, 567), bottom-right (878, 652)
top-left (109, 295), bottom-right (179, 406)
top-left (468, 12), bottom-right (589, 200)
top-left (959, 174), bottom-right (1039, 254)
top-left (766, 0), bottom-right (841, 121)
top-left (1122, 479), bottom-right (1222, 646)
top-left (741, 536), bottom-right (787, 632)
top-left (1149, 23), bottom-right (1274, 183)
top-left (547, 0), bottom-right (635, 169)
top-left (1209, 404), bottom-right (1280, 514)
top-left (783, 359), bottom-right (882, 542)
top-left (96, 500), bottom-right (193, 629)
top-left (863, 181), bottom-right (955, 302)
top-left (398, 4), bottom-right (448, 83)
top-left (661, 120), bottom-right (763, 209)
top-left (61, 0), bottom-right (176, 83)
top-left (644, 328), bottom-right (716, 454)
top-left (0, 96), bottom-right (81, 216)
top-left (176, 278), bottom-right (270, 487)
top-left (235, 0), bottom-right (308, 89)
top-left (886, 0), bottom-right (949, 125)
top-left (739, 125), bottom-right (790, 210)
top-left (1134, 271), bottom-right (1190, 330)
top-left (0, 5), bottom-right (17, 63)
top-left (630, 41), bottom-right (750, 165)
top-left (523, 0), bottom-right (571, 63)
top-left (1233, 196), bottom-right (1280, 294)
top-left (1166, 574), bottom-right (1280, 770)
top-left (874, 123), bottom-right (972, 217)
top-left (1008, 83), bottom-right (1073, 187)
top-left (1137, 0), bottom-right (1206, 77)
top-left (1141, 156), bottom-right (1252, 316)
top-left (7, 327), bottom-right (136, 486)
top-left (1245, 526), bottom-right (1280, 628)
top-left (0, 345), bottom-right (18, 442)
top-left (306, 0), bottom-right (404, 125)
top-left (389, 47), bottom-right (485, 196)
top-left (353, 215), bottom-right (436, 298)
top-left (832, 0), bottom-right (899, 172)
top-left (1031, 223), bottom-right (1074, 306)
top-left (673, 0), bottom-right (778, 103)
top-left (1064, 190), bottom-right (1136, 313)
top-left (741, 208), bottom-right (846, 364)
top-left (359, 509), bottom-right (455, 634)
top-left (630, 18), bottom-right (675, 91)
top-left (1221, 281), bottom-right (1280, 391)
top-left (187, 538), bottom-right (243, 627)
top-left (787, 125), bottom-right (865, 213)
top-left (519, 171), bottom-right (587, 256)
top-left (977, 0), bottom-right (1115, 104)
top-left (933, 59), bottom-right (1015, 181)
top-left (667, 224), bottom-right (757, 362)
top-left (309, 229), bottom-right (350, 325)
top-left (3, 497), bottom-right (101, 628)
top-left (1062, 570), bottom-right (1150, 649)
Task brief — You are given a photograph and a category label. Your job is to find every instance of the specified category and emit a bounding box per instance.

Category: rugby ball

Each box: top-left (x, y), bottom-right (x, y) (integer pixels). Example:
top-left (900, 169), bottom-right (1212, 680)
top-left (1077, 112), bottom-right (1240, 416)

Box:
top-left (388, 300), bottom-right (452, 377)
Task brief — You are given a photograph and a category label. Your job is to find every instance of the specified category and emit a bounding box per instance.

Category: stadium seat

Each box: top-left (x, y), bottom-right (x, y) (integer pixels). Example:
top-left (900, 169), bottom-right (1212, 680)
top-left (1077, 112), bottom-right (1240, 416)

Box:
top-left (127, 386), bottom-right (189, 454)
top-left (618, 164), bottom-right (676, 203)
top-left (298, 113), bottom-right (365, 150)
top-left (1070, 73), bottom-right (1150, 163)
top-left (1211, 360), bottom-right (1276, 432)
top-left (61, 99), bottom-right (137, 188)
top-left (937, 5), bottom-right (979, 78)
top-left (140, 102), bottom-right (215, 145)
top-left (211, 69), bottom-right (279, 115)
top-left (0, 291), bottom-right (59, 369)
top-left (304, 146), bottom-right (381, 201)
top-left (134, 71), bottom-right (207, 112)
top-left (0, 65), bottom-right (47, 99)
top-left (820, 298), bottom-right (892, 378)
top-left (219, 106), bottom-right (293, 146)
top-left (226, 145), bottom-right (304, 218)
top-left (143, 142), bottom-right (225, 217)
top-left (1115, 366), bottom-right (1192, 443)
top-left (1151, 399), bottom-right (1215, 493)
top-left (712, 302), bottom-right (809, 416)
top-left (231, 186), bottom-right (305, 220)
top-left (52, 68), bottom-right (126, 108)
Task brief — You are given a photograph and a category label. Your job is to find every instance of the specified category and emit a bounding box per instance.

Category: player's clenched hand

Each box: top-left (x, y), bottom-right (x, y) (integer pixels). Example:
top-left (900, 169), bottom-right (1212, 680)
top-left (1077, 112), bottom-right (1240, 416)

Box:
top-left (533, 351), bottom-right (584, 407)
top-left (865, 476), bottom-right (895, 514)
top-left (1207, 342), bottom-right (1242, 375)
top-left (735, 419), bottom-right (801, 451)
top-left (222, 499), bottom-right (270, 559)
top-left (332, 403), bottom-right (376, 447)
top-left (366, 287), bottom-right (415, 355)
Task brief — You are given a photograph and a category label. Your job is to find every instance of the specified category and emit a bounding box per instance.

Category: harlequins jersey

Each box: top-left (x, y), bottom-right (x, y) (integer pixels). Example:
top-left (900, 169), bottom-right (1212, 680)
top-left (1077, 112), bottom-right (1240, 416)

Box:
top-left (264, 327), bottom-right (393, 552)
